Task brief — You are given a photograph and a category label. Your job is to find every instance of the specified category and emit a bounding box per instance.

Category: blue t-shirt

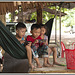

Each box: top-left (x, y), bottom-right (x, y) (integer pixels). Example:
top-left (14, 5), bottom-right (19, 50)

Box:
top-left (22, 37), bottom-right (24, 46)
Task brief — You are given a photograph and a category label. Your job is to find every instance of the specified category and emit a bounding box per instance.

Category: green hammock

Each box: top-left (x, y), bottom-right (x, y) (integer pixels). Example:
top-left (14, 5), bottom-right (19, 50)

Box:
top-left (0, 18), bottom-right (53, 59)
top-left (0, 21), bottom-right (27, 59)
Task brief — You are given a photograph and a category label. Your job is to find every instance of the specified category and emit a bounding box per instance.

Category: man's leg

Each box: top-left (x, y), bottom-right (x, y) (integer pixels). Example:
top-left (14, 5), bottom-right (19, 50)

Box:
top-left (25, 45), bottom-right (35, 69)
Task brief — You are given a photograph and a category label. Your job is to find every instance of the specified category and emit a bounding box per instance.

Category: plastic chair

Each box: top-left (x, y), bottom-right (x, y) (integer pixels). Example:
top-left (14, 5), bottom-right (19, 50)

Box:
top-left (61, 41), bottom-right (66, 58)
top-left (61, 41), bottom-right (75, 58)
top-left (72, 42), bottom-right (75, 49)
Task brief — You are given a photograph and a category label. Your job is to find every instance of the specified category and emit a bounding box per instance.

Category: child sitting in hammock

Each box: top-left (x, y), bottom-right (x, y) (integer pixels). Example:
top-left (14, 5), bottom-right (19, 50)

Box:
top-left (16, 22), bottom-right (35, 70)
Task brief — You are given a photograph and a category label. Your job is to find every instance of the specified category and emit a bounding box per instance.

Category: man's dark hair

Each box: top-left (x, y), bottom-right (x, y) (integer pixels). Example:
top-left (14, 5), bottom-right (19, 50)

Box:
top-left (16, 22), bottom-right (26, 30)
top-left (31, 24), bottom-right (41, 31)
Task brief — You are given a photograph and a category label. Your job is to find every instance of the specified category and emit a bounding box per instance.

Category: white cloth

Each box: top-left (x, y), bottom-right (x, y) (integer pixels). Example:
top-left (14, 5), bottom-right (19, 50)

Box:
top-left (0, 48), bottom-right (2, 59)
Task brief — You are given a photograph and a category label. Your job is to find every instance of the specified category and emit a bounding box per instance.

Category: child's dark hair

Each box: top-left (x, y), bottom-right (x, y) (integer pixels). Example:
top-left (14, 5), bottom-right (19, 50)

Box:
top-left (40, 24), bottom-right (48, 32)
top-left (31, 24), bottom-right (41, 31)
top-left (16, 22), bottom-right (26, 30)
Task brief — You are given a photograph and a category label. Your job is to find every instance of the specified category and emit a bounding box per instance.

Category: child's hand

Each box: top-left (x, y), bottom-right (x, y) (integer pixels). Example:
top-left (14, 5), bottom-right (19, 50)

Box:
top-left (43, 42), bottom-right (46, 45)
top-left (43, 41), bottom-right (48, 45)
top-left (33, 40), bottom-right (39, 44)
top-left (20, 40), bottom-right (25, 44)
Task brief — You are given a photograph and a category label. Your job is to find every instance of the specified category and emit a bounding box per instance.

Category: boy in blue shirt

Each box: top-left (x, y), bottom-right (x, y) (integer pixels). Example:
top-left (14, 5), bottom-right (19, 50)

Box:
top-left (16, 22), bottom-right (35, 70)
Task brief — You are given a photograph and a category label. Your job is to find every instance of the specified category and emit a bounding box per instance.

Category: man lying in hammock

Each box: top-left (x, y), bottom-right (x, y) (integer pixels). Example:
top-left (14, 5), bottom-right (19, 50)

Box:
top-left (15, 22), bottom-right (35, 70)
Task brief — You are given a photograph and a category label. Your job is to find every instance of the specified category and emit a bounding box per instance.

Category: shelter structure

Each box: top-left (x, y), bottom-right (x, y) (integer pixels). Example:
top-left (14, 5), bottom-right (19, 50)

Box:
top-left (1, 1), bottom-right (75, 73)
top-left (0, 1), bottom-right (75, 59)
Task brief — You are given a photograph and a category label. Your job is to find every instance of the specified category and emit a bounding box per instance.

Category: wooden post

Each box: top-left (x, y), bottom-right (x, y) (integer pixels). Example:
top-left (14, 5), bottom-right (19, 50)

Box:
top-left (18, 5), bottom-right (23, 22)
top-left (37, 6), bottom-right (42, 24)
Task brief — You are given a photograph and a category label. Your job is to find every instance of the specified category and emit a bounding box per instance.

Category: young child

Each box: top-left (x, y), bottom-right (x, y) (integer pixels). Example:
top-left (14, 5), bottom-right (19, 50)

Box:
top-left (40, 24), bottom-right (61, 65)
top-left (27, 24), bottom-right (52, 68)
top-left (16, 22), bottom-right (35, 70)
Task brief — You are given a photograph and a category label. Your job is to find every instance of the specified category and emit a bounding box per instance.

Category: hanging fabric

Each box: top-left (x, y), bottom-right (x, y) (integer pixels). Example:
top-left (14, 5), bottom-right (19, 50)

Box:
top-left (45, 18), bottom-right (54, 44)
top-left (0, 21), bottom-right (27, 59)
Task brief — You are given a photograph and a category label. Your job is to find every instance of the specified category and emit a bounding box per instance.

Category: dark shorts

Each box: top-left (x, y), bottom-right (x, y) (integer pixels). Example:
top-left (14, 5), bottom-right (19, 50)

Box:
top-left (31, 44), bottom-right (48, 58)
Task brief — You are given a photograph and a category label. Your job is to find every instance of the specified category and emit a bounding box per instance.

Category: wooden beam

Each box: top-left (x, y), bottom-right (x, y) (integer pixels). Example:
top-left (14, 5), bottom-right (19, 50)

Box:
top-left (37, 6), bottom-right (42, 24)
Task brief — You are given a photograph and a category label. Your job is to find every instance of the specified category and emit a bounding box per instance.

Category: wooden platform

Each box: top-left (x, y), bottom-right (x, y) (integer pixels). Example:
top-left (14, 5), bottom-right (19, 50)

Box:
top-left (30, 58), bottom-right (75, 73)
top-left (1, 54), bottom-right (75, 73)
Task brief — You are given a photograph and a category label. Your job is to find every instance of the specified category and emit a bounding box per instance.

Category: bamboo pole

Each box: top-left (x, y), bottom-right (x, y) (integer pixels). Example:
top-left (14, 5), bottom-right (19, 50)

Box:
top-left (59, 7), bottom-right (61, 57)
top-left (55, 6), bottom-right (57, 43)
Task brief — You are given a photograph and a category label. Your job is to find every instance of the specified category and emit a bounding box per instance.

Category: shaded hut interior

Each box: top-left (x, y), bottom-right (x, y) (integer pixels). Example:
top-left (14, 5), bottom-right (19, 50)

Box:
top-left (0, 2), bottom-right (75, 56)
top-left (1, 2), bottom-right (75, 73)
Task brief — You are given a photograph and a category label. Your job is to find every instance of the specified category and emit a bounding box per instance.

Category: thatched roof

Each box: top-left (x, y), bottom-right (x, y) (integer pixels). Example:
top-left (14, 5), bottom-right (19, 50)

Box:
top-left (0, 2), bottom-right (53, 15)
top-left (0, 2), bottom-right (75, 15)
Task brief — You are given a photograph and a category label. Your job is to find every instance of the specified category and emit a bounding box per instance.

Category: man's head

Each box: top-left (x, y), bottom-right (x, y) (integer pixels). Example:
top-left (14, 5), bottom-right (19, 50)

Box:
top-left (16, 22), bottom-right (26, 38)
top-left (31, 24), bottom-right (41, 38)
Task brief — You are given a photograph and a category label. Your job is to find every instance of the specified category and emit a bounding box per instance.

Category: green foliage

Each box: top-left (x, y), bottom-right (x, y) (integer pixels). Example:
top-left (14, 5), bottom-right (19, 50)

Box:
top-left (30, 12), bottom-right (37, 21)
top-left (30, 7), bottom-right (55, 24)
top-left (8, 13), bottom-right (12, 22)
top-left (15, 10), bottom-right (18, 15)
top-left (42, 11), bottom-right (54, 24)
top-left (61, 8), bottom-right (75, 27)
top-left (48, 6), bottom-right (56, 9)
top-left (30, 6), bottom-right (68, 24)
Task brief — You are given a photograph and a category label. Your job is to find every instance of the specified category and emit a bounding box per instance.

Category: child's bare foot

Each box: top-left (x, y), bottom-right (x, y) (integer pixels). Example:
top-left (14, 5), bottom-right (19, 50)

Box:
top-left (37, 64), bottom-right (42, 68)
top-left (29, 64), bottom-right (36, 70)
top-left (47, 62), bottom-right (54, 67)
top-left (43, 64), bottom-right (52, 67)
top-left (53, 62), bottom-right (62, 66)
